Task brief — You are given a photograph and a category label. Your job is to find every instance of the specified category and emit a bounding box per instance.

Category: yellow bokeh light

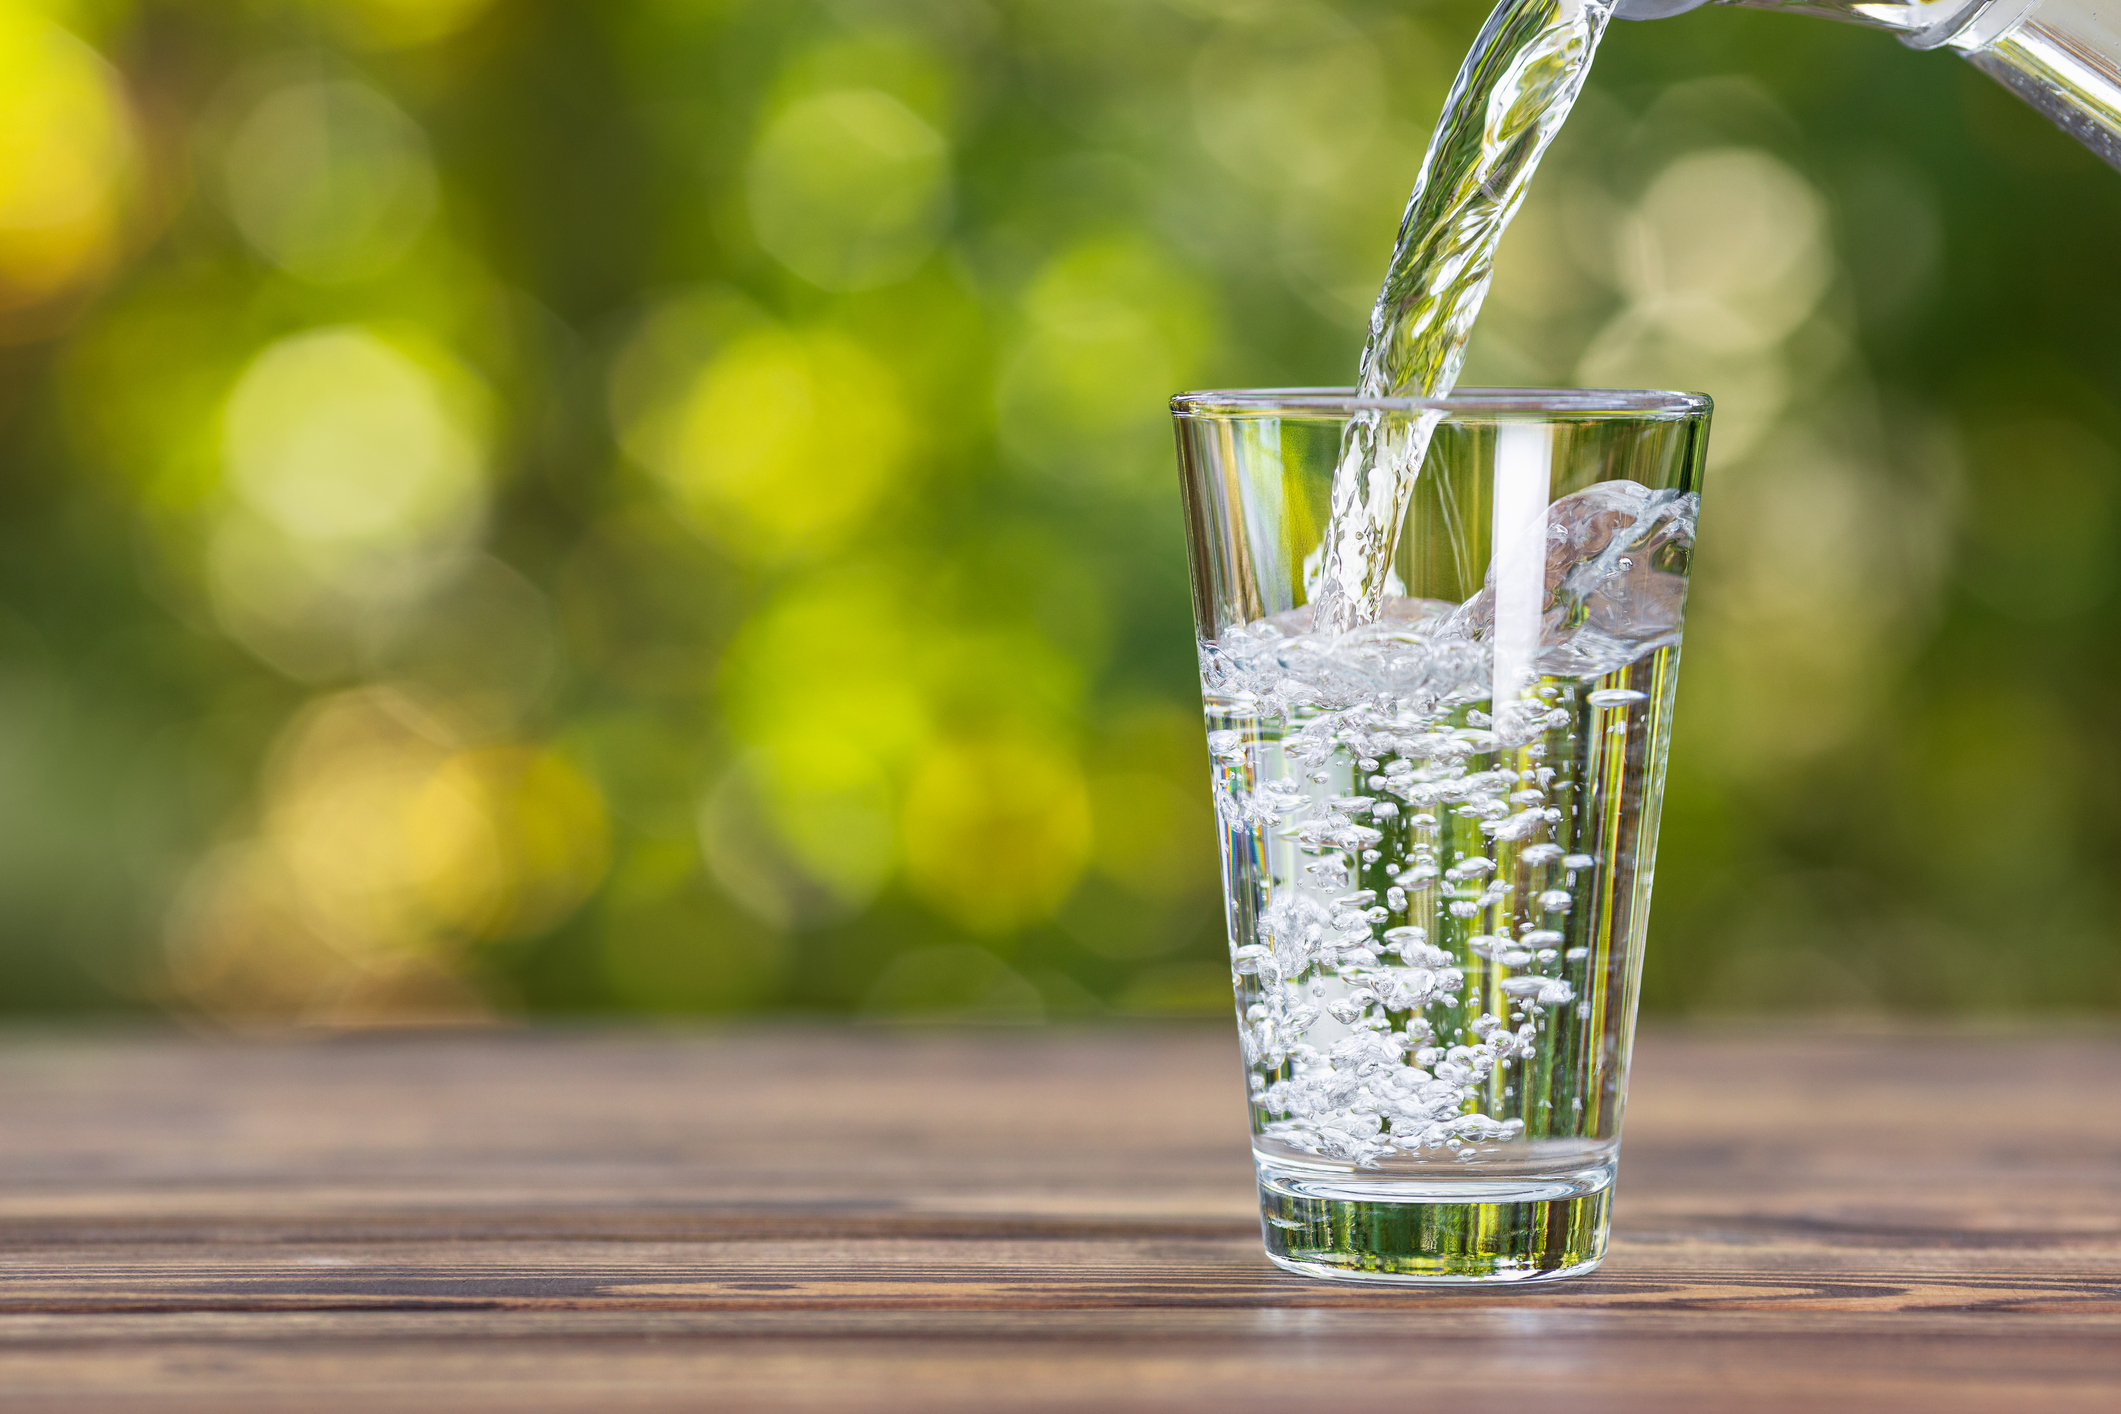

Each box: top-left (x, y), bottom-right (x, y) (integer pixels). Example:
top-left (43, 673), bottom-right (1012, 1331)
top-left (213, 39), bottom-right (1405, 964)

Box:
top-left (221, 80), bottom-right (437, 284)
top-left (711, 562), bottom-right (1092, 928)
top-left (747, 88), bottom-right (950, 291)
top-left (995, 236), bottom-right (1210, 483)
top-left (717, 564), bottom-right (1088, 769)
top-left (209, 325), bottom-right (491, 671)
top-left (224, 325), bottom-right (487, 552)
top-left (1574, 150), bottom-right (1830, 463)
top-left (646, 324), bottom-right (910, 560)
top-left (411, 745), bottom-right (611, 942)
top-left (900, 734), bottom-right (1092, 935)
top-left (1616, 147), bottom-right (1829, 354)
top-left (260, 688), bottom-right (458, 952)
top-left (165, 687), bottom-right (612, 1024)
top-left (698, 747), bottom-right (896, 930)
top-left (707, 568), bottom-right (922, 926)
top-left (717, 565), bottom-right (927, 766)
top-left (749, 741), bottom-right (898, 907)
top-left (605, 286), bottom-right (766, 456)
top-left (0, 3), bottom-right (133, 320)
top-left (165, 844), bottom-right (363, 1023)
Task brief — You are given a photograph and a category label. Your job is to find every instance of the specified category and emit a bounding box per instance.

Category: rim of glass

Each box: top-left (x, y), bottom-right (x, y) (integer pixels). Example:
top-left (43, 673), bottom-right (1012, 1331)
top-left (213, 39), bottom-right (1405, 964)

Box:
top-left (1170, 386), bottom-right (1712, 419)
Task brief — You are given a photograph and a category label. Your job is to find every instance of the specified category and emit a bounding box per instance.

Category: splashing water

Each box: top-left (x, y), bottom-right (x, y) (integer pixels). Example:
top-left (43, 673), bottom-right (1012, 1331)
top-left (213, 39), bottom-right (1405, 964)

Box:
top-left (1312, 0), bottom-right (1613, 633)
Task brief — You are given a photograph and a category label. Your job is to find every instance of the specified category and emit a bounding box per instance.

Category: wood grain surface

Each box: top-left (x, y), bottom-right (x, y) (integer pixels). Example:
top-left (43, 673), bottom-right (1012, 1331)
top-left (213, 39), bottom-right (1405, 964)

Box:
top-left (0, 1025), bottom-right (2115, 1411)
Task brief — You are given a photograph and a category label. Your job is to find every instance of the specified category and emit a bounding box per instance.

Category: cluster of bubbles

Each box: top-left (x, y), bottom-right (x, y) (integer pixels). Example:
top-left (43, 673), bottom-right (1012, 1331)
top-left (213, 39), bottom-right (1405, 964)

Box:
top-left (1201, 482), bottom-right (1694, 1166)
top-left (1211, 690), bottom-right (1601, 1166)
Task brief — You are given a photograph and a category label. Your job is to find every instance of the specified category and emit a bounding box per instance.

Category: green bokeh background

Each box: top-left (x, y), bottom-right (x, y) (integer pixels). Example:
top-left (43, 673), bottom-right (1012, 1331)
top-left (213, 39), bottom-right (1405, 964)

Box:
top-left (1, 0), bottom-right (2117, 1023)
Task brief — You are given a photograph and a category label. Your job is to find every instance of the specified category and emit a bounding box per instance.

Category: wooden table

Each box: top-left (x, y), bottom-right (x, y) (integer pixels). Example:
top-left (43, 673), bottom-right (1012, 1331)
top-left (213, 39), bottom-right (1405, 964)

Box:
top-left (0, 1026), bottom-right (2114, 1411)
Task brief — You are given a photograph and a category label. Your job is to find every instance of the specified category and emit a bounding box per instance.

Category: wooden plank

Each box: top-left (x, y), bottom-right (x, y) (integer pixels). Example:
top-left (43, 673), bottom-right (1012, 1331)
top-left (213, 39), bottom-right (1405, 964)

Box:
top-left (0, 1026), bottom-right (2113, 1410)
top-left (0, 1309), bottom-right (2115, 1414)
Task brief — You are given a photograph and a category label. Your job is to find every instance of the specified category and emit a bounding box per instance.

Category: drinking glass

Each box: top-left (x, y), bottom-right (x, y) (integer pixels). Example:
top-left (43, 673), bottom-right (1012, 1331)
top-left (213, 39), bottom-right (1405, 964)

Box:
top-left (1173, 387), bottom-right (1711, 1283)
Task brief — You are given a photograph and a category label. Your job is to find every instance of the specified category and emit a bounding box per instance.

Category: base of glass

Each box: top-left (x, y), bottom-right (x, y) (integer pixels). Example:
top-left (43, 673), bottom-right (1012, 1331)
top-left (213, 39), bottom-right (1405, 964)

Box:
top-left (1255, 1153), bottom-right (1615, 1284)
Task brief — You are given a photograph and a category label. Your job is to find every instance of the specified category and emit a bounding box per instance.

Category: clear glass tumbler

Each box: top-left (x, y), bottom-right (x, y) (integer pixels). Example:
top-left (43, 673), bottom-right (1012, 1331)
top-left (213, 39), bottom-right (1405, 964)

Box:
top-left (1173, 387), bottom-right (1711, 1283)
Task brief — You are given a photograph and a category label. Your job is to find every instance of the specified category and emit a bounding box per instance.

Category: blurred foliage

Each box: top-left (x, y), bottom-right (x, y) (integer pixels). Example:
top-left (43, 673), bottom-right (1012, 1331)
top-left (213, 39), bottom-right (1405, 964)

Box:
top-left (0, 0), bottom-right (2116, 1025)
